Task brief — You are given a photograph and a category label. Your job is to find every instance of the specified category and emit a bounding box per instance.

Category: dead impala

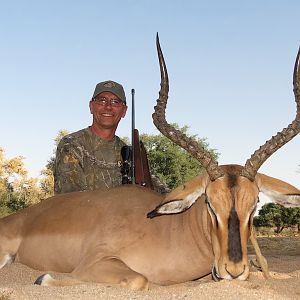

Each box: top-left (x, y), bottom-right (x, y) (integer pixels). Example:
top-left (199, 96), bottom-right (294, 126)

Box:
top-left (0, 35), bottom-right (299, 290)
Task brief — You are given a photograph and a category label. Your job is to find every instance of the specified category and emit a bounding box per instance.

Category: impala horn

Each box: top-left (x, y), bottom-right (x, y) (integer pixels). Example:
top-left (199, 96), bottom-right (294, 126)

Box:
top-left (152, 33), bottom-right (224, 181)
top-left (241, 48), bottom-right (300, 181)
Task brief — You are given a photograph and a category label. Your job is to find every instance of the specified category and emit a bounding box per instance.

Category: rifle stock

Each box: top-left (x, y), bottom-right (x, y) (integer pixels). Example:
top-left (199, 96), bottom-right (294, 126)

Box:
top-left (133, 129), bottom-right (153, 189)
top-left (121, 131), bottom-right (153, 189)
top-left (121, 88), bottom-right (153, 189)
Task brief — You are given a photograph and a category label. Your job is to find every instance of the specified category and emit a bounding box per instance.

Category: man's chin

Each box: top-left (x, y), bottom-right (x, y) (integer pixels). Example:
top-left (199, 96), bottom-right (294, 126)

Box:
top-left (93, 122), bottom-right (118, 130)
top-left (100, 123), bottom-right (118, 130)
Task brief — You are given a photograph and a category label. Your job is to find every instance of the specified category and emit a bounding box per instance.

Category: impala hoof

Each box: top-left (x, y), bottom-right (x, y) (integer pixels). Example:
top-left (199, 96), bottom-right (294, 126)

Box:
top-left (212, 266), bottom-right (222, 282)
top-left (34, 273), bottom-right (52, 285)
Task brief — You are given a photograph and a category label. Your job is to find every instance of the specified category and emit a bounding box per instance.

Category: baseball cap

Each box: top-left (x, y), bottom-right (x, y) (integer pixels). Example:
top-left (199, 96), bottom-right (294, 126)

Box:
top-left (92, 80), bottom-right (126, 104)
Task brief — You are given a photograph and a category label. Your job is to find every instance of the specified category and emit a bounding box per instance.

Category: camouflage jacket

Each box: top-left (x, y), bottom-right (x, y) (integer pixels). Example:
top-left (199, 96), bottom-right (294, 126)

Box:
top-left (54, 127), bottom-right (126, 194)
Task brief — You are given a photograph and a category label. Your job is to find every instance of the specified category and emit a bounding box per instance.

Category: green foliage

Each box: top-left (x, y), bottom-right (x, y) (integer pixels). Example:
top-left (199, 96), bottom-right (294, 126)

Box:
top-left (5, 189), bottom-right (27, 212)
top-left (0, 180), bottom-right (14, 216)
top-left (47, 129), bottom-right (69, 173)
top-left (140, 124), bottom-right (218, 189)
top-left (121, 136), bottom-right (130, 145)
top-left (254, 202), bottom-right (300, 233)
top-left (0, 130), bottom-right (70, 216)
top-left (0, 147), bottom-right (40, 216)
top-left (0, 204), bottom-right (12, 217)
top-left (39, 129), bottom-right (69, 200)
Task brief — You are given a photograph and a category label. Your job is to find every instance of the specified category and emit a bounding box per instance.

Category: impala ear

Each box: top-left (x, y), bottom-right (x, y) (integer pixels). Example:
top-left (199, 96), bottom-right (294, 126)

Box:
top-left (147, 174), bottom-right (208, 218)
top-left (256, 173), bottom-right (300, 208)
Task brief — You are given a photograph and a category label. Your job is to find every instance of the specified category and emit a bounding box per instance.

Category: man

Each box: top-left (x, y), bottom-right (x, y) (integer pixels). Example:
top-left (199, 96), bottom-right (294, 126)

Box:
top-left (54, 80), bottom-right (128, 194)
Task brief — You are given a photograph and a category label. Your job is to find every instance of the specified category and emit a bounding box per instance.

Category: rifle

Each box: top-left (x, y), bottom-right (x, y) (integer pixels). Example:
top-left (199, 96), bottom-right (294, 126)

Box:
top-left (121, 89), bottom-right (154, 189)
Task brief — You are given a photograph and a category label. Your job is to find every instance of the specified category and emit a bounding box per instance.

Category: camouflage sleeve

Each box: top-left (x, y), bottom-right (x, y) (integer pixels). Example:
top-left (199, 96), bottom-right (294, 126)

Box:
top-left (54, 137), bottom-right (87, 194)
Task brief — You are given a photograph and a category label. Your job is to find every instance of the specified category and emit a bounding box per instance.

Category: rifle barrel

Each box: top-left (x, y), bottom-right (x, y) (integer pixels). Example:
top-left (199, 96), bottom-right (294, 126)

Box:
top-left (131, 89), bottom-right (135, 184)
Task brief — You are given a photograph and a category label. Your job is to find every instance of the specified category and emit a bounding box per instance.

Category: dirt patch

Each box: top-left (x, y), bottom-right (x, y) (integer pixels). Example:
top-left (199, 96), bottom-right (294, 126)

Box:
top-left (248, 236), bottom-right (300, 256)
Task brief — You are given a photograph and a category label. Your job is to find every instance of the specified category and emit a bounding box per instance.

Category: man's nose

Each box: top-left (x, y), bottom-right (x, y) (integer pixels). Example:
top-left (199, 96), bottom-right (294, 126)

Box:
top-left (103, 101), bottom-right (113, 108)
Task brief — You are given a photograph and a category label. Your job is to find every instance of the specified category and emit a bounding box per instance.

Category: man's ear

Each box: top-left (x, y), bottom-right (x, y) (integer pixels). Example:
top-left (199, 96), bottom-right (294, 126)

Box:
top-left (121, 105), bottom-right (128, 118)
top-left (89, 100), bottom-right (94, 114)
top-left (256, 173), bottom-right (300, 208)
top-left (147, 174), bottom-right (209, 218)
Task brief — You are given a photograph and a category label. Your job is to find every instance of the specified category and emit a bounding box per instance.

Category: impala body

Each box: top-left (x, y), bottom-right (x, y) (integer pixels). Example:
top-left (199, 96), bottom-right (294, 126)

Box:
top-left (0, 185), bottom-right (213, 287)
top-left (0, 36), bottom-right (300, 290)
top-left (0, 165), bottom-right (299, 289)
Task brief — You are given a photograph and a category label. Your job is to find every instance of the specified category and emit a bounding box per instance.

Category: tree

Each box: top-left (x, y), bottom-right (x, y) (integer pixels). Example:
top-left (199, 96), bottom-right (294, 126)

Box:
top-left (0, 147), bottom-right (41, 215)
top-left (140, 124), bottom-right (219, 189)
top-left (39, 129), bottom-right (69, 199)
top-left (0, 130), bottom-right (69, 216)
top-left (254, 202), bottom-right (300, 233)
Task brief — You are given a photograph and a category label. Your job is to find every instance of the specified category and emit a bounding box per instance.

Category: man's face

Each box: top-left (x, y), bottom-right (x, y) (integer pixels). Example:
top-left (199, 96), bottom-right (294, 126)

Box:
top-left (89, 91), bottom-right (127, 130)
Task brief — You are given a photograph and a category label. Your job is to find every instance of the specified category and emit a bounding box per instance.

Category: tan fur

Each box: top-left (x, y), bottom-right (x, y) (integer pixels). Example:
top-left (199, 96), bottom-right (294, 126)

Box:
top-left (0, 185), bottom-right (213, 289)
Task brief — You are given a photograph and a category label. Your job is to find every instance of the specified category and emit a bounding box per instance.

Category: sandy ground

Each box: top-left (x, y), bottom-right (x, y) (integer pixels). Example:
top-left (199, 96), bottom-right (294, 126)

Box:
top-left (0, 236), bottom-right (299, 300)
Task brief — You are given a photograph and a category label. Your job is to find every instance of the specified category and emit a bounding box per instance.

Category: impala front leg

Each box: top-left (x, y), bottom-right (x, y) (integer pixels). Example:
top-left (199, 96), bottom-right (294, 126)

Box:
top-left (249, 227), bottom-right (271, 279)
top-left (72, 256), bottom-right (149, 291)
top-left (35, 256), bottom-right (149, 291)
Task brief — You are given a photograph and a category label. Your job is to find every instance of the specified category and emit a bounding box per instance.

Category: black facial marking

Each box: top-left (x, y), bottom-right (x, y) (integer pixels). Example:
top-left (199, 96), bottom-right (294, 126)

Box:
top-left (227, 174), bottom-right (237, 189)
top-left (228, 208), bottom-right (242, 263)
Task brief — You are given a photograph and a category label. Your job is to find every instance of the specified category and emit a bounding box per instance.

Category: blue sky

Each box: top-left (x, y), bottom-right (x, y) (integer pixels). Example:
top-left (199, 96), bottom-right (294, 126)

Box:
top-left (1, 1), bottom-right (299, 202)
